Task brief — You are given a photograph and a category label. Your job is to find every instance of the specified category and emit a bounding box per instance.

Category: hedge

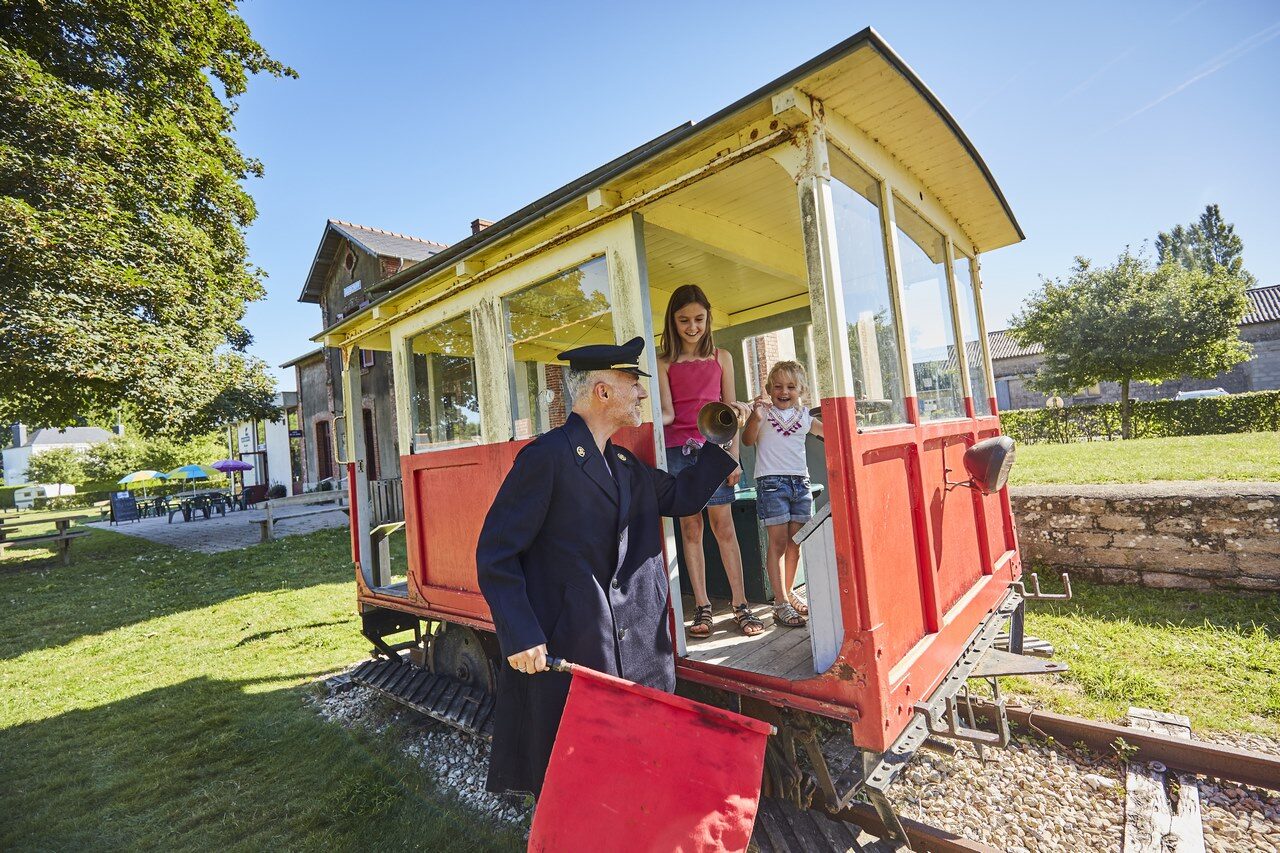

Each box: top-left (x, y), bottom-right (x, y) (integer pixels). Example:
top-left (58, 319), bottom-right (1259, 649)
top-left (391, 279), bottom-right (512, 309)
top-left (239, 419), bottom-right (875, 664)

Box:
top-left (999, 389), bottom-right (1280, 444)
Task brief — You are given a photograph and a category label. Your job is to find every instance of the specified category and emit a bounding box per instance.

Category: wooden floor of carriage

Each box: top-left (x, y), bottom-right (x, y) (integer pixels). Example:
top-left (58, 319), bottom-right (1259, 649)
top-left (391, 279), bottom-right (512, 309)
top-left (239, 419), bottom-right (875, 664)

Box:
top-left (681, 590), bottom-right (815, 681)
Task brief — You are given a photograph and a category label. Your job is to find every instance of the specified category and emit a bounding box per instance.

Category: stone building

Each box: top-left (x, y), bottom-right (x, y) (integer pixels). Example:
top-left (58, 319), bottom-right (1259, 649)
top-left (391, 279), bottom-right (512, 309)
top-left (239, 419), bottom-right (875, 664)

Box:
top-left (991, 283), bottom-right (1280, 410)
top-left (292, 220), bottom-right (449, 487)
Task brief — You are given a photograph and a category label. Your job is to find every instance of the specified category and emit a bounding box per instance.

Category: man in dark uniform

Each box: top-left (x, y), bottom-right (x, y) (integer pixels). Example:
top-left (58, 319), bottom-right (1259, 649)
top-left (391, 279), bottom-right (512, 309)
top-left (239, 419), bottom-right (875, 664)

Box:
top-left (476, 336), bottom-right (740, 797)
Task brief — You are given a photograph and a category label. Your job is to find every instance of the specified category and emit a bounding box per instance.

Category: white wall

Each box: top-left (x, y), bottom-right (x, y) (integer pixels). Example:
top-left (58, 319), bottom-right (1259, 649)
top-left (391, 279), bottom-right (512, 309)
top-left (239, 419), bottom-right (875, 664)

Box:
top-left (2, 446), bottom-right (32, 486)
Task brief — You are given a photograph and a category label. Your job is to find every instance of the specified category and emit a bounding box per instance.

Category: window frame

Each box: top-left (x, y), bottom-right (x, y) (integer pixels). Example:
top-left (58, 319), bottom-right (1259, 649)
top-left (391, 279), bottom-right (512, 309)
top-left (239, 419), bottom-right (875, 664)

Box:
top-left (402, 310), bottom-right (485, 454)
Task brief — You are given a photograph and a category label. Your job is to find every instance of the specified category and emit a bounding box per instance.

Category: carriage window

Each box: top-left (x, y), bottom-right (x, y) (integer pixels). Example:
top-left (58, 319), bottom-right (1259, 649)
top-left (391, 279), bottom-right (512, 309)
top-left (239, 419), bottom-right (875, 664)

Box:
top-left (952, 251), bottom-right (992, 413)
top-left (830, 155), bottom-right (906, 427)
top-left (892, 197), bottom-right (965, 421)
top-left (407, 313), bottom-right (482, 451)
top-left (504, 256), bottom-right (613, 439)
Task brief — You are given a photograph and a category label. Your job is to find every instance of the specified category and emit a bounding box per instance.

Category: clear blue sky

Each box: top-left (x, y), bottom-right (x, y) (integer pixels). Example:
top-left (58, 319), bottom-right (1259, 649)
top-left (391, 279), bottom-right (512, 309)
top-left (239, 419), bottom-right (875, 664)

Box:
top-left (232, 1), bottom-right (1280, 389)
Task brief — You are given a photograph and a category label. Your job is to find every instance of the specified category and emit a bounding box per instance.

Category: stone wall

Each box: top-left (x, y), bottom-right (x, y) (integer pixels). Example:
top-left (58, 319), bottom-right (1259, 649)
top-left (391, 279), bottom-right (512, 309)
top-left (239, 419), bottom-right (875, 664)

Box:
top-left (1010, 482), bottom-right (1280, 591)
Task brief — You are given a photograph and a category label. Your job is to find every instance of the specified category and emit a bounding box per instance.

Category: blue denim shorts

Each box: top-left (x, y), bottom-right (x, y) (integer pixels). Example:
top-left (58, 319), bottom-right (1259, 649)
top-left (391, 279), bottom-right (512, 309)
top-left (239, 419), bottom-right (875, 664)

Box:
top-left (665, 445), bottom-right (736, 507)
top-left (755, 474), bottom-right (813, 526)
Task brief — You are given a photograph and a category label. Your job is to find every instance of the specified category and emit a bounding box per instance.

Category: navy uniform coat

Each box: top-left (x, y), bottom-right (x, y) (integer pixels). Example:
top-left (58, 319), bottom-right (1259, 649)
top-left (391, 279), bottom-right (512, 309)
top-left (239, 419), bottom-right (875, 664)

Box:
top-left (476, 412), bottom-right (738, 796)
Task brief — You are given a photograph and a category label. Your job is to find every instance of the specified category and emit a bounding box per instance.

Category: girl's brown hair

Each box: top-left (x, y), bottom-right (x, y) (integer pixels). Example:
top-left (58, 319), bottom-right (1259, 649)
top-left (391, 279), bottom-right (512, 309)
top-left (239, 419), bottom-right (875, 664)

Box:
top-left (766, 360), bottom-right (810, 405)
top-left (658, 284), bottom-right (715, 362)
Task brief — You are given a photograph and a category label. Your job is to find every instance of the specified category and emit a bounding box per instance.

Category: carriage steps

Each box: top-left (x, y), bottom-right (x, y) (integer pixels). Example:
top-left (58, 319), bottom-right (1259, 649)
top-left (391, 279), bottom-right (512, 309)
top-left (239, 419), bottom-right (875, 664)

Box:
top-left (347, 656), bottom-right (496, 740)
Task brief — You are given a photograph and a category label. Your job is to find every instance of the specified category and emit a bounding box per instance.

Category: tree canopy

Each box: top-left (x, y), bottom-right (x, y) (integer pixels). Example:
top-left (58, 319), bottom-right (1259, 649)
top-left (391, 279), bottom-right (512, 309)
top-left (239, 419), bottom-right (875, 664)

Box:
top-left (1010, 250), bottom-right (1251, 438)
top-left (0, 0), bottom-right (292, 436)
top-left (1155, 204), bottom-right (1257, 287)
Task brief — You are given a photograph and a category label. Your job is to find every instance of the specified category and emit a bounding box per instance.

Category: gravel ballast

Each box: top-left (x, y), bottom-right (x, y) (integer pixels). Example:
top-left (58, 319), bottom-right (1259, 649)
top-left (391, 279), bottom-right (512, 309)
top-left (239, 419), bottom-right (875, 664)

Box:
top-left (312, 668), bottom-right (1279, 851)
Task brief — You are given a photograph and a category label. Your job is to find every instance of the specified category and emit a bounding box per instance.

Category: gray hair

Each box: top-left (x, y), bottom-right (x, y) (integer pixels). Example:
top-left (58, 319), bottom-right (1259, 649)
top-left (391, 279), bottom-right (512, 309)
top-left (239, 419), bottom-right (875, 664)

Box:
top-left (563, 368), bottom-right (601, 408)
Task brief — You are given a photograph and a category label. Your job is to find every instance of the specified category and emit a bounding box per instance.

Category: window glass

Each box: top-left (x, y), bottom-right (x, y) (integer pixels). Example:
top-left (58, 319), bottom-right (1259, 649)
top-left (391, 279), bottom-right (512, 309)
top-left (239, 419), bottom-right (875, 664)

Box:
top-left (504, 256), bottom-right (613, 439)
top-left (893, 197), bottom-right (965, 421)
top-left (952, 252), bottom-right (991, 412)
top-left (407, 313), bottom-right (482, 451)
top-left (830, 155), bottom-right (906, 427)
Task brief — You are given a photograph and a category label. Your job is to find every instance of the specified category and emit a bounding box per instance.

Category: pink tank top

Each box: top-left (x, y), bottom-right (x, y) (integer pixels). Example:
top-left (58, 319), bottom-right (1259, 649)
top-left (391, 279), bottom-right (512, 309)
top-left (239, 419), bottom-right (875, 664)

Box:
top-left (666, 357), bottom-right (723, 448)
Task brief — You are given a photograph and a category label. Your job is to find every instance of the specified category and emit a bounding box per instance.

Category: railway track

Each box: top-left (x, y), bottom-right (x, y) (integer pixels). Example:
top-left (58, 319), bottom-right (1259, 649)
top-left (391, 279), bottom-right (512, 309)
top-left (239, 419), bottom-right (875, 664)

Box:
top-left (970, 699), bottom-right (1280, 792)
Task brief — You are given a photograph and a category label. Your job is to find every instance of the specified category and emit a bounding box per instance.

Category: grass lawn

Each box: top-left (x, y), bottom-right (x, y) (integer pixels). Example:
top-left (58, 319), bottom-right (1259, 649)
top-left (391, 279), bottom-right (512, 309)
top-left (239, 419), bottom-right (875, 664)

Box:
top-left (1008, 431), bottom-right (1280, 485)
top-left (0, 521), bottom-right (522, 851)
top-left (1012, 578), bottom-right (1280, 737)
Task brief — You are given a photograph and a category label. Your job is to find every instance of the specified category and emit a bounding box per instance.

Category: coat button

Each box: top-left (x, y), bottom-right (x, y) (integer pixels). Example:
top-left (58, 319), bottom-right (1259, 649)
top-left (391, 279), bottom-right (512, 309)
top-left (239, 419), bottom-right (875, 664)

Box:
top-left (618, 627), bottom-right (627, 640)
top-left (611, 579), bottom-right (620, 589)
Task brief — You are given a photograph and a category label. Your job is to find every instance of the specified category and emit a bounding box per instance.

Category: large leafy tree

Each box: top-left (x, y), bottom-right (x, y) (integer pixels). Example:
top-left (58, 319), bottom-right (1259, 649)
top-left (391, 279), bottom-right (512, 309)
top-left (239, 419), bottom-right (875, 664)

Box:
top-left (1010, 250), bottom-right (1251, 438)
top-left (1155, 204), bottom-right (1257, 287)
top-left (0, 0), bottom-right (292, 437)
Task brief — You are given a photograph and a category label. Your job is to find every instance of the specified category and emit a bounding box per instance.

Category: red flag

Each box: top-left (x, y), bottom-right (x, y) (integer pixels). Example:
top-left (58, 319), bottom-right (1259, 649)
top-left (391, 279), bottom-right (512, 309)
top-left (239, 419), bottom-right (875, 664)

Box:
top-left (529, 663), bottom-right (773, 853)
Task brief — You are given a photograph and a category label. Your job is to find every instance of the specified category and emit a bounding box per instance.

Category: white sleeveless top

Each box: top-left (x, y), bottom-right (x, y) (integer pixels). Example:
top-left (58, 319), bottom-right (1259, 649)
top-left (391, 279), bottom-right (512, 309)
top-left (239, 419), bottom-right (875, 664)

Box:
top-left (754, 406), bottom-right (812, 478)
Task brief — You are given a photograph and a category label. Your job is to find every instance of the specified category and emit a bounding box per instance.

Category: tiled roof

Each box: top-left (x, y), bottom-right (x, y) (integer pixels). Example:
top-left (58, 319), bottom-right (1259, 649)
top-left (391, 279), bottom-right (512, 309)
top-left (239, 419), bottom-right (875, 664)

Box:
top-left (986, 329), bottom-right (1043, 361)
top-left (327, 220), bottom-right (447, 262)
top-left (300, 220), bottom-right (448, 304)
top-left (28, 427), bottom-right (113, 447)
top-left (1243, 284), bottom-right (1280, 324)
top-left (986, 284), bottom-right (1277, 362)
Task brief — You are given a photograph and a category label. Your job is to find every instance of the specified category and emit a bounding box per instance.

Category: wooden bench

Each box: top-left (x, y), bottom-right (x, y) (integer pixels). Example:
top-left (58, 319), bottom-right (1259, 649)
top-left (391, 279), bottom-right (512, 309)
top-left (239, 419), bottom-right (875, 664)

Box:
top-left (0, 529), bottom-right (90, 566)
top-left (251, 492), bottom-right (349, 542)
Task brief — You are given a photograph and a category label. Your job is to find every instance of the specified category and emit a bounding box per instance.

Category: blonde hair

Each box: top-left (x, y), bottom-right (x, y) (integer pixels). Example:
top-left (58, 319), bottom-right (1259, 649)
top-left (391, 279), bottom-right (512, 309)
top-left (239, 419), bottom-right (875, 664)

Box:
top-left (765, 360), bottom-right (810, 404)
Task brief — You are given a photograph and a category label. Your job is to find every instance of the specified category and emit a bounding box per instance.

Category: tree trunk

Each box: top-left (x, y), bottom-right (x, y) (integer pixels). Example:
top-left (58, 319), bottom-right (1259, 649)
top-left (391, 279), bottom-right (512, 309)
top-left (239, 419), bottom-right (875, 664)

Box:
top-left (1120, 376), bottom-right (1132, 440)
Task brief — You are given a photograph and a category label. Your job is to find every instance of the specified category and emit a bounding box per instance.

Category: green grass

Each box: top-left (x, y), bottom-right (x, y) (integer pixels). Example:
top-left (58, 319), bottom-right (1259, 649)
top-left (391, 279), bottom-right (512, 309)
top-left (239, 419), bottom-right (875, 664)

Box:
top-left (1008, 578), bottom-right (1280, 736)
top-left (1009, 431), bottom-right (1280, 485)
top-left (0, 521), bottom-right (522, 851)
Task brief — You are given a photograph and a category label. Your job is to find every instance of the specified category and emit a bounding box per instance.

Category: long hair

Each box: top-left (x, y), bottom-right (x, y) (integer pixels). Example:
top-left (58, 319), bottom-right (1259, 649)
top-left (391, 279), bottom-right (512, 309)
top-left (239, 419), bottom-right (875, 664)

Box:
top-left (766, 360), bottom-right (810, 406)
top-left (658, 284), bottom-right (715, 362)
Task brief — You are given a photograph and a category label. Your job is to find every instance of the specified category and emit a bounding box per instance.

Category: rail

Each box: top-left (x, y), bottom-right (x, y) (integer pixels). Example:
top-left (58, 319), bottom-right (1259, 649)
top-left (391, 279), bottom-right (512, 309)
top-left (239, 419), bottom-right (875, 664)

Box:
top-left (973, 700), bottom-right (1280, 792)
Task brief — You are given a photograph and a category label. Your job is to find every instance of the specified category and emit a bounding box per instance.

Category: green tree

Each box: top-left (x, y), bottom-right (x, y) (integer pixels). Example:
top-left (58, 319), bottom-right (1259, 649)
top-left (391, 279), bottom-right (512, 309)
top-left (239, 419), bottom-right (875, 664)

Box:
top-left (1011, 250), bottom-right (1251, 439)
top-left (81, 435), bottom-right (147, 481)
top-left (1155, 204), bottom-right (1257, 287)
top-left (0, 0), bottom-right (293, 437)
top-left (26, 447), bottom-right (86, 485)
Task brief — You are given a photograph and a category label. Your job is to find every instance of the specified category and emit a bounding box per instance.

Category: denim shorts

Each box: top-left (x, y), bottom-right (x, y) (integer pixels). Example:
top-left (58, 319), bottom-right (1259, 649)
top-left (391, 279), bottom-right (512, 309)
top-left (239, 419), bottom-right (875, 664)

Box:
top-left (755, 474), bottom-right (813, 526)
top-left (665, 445), bottom-right (736, 507)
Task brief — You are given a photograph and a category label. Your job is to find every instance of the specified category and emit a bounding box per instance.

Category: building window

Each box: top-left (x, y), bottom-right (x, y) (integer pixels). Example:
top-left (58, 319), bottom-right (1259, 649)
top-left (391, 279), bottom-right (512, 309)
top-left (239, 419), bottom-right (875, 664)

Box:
top-left (503, 256), bottom-right (612, 439)
top-left (952, 251), bottom-right (992, 412)
top-left (362, 408), bottom-right (379, 480)
top-left (360, 348), bottom-right (375, 370)
top-left (830, 152), bottom-right (906, 428)
top-left (407, 313), bottom-right (482, 451)
top-left (315, 420), bottom-right (333, 481)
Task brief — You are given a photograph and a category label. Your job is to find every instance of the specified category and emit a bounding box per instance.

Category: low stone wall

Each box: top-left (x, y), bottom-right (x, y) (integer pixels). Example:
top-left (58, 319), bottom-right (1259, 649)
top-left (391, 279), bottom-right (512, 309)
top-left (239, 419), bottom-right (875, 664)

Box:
top-left (1010, 482), bottom-right (1280, 591)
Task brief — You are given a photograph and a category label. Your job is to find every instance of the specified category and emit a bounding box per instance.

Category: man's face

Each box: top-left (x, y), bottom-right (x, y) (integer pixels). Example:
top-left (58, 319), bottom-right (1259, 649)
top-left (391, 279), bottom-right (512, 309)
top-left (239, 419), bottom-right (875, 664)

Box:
top-left (600, 371), bottom-right (648, 429)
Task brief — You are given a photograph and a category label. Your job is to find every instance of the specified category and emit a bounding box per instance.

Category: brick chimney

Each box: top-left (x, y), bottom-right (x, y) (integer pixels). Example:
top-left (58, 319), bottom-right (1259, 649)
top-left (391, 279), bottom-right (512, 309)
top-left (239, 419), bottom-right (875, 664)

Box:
top-left (471, 219), bottom-right (494, 236)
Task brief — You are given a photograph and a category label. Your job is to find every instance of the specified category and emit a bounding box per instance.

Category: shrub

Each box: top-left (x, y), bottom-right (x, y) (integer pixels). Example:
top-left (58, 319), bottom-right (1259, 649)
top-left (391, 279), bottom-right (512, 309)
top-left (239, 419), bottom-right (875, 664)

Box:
top-left (25, 448), bottom-right (87, 484)
top-left (1000, 389), bottom-right (1280, 444)
top-left (267, 484), bottom-right (287, 499)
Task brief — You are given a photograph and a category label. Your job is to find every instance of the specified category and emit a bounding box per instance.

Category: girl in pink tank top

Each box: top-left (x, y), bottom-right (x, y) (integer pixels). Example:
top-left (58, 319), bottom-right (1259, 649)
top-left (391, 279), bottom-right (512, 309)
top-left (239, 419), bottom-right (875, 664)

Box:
top-left (656, 285), bottom-right (764, 638)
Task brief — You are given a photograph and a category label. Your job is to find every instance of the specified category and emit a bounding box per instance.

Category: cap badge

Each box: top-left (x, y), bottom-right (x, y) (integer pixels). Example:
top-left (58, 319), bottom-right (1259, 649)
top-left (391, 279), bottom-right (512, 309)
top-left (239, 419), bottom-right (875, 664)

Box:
top-left (576, 446), bottom-right (585, 458)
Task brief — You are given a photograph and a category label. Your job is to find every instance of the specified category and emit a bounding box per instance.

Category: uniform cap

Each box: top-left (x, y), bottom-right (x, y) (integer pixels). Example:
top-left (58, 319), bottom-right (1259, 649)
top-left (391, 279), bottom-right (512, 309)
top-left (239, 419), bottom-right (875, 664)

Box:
top-left (558, 336), bottom-right (650, 376)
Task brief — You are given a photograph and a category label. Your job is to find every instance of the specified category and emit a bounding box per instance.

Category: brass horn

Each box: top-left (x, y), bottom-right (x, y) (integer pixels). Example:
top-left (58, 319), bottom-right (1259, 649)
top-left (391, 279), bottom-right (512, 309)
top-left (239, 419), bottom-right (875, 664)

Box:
top-left (696, 401), bottom-right (740, 445)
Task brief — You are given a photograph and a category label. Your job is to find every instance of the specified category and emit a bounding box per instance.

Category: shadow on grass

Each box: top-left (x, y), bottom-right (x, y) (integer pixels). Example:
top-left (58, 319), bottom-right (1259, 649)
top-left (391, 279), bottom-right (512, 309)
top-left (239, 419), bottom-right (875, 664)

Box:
top-left (0, 674), bottom-right (522, 852)
top-left (0, 526), bottom-right (359, 662)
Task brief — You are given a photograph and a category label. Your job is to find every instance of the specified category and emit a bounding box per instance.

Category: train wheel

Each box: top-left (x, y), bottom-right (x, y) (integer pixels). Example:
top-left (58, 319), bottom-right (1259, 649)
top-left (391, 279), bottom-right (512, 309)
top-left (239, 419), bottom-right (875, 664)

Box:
top-left (429, 624), bottom-right (497, 695)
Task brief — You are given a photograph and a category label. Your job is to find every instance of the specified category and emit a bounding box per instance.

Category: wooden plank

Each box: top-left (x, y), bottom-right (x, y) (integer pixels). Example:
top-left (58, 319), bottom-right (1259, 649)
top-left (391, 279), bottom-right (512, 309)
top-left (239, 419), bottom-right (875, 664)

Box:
top-left (1123, 707), bottom-right (1204, 853)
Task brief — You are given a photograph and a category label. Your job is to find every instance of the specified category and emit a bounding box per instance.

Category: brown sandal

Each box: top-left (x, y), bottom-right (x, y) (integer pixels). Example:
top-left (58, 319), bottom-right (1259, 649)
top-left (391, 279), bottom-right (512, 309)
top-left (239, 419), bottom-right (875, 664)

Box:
top-left (688, 604), bottom-right (713, 637)
top-left (732, 603), bottom-right (766, 637)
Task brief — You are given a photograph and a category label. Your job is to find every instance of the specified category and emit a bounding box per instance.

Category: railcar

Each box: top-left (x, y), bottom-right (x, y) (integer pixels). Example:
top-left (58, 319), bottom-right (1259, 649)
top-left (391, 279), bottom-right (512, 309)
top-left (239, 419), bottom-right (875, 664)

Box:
top-left (324, 28), bottom-right (1067, 845)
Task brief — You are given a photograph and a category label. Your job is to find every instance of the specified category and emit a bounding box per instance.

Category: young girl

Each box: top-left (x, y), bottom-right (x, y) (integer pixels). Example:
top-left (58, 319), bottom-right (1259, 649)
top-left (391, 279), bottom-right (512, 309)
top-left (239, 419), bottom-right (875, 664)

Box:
top-left (742, 361), bottom-right (823, 628)
top-left (657, 284), bottom-right (763, 638)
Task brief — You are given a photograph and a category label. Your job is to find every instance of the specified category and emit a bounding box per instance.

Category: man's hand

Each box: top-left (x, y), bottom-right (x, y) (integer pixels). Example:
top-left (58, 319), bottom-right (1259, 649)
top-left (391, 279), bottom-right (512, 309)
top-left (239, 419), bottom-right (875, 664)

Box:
top-left (727, 468), bottom-right (742, 488)
top-left (507, 644), bottom-right (548, 675)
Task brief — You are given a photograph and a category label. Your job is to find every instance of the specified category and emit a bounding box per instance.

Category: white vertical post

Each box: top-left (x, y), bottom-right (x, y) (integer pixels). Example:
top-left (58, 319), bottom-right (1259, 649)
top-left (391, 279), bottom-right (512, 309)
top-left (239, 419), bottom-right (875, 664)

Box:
top-left (879, 184), bottom-right (918, 415)
top-left (944, 238), bottom-right (974, 404)
top-left (342, 348), bottom-right (376, 586)
top-left (970, 255), bottom-right (998, 415)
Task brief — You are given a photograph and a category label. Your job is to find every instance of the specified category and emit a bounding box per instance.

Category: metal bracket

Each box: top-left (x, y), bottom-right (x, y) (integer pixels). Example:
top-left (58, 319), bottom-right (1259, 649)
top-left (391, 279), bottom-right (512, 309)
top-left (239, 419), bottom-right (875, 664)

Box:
top-left (1011, 571), bottom-right (1073, 601)
top-left (914, 692), bottom-right (1010, 748)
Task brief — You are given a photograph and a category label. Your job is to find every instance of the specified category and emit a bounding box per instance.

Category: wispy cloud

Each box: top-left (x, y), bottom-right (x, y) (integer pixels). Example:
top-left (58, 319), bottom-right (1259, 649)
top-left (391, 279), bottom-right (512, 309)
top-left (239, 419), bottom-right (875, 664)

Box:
top-left (1057, 0), bottom-right (1212, 105)
top-left (1114, 18), bottom-right (1280, 127)
top-left (963, 62), bottom-right (1035, 121)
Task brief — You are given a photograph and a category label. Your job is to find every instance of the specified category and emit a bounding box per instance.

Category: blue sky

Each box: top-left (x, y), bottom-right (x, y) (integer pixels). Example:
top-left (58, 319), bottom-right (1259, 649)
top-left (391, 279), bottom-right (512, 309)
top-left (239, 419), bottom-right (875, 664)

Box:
top-left (232, 1), bottom-right (1280, 388)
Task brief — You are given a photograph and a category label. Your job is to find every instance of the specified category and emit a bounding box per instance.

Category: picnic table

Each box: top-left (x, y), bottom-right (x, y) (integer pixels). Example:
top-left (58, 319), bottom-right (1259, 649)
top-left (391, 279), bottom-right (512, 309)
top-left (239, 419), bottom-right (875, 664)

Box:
top-left (164, 490), bottom-right (237, 523)
top-left (0, 514), bottom-right (92, 566)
